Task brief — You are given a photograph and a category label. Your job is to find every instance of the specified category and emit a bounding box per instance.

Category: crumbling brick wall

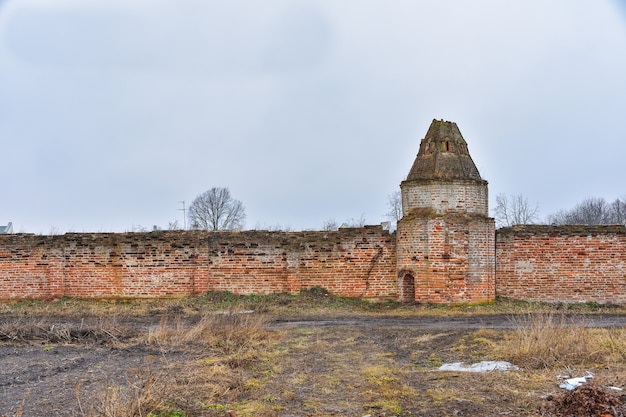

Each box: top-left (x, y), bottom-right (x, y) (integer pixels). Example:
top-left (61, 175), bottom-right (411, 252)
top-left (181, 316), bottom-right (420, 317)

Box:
top-left (0, 226), bottom-right (397, 300)
top-left (496, 225), bottom-right (626, 303)
top-left (397, 213), bottom-right (495, 304)
top-left (4, 223), bottom-right (626, 303)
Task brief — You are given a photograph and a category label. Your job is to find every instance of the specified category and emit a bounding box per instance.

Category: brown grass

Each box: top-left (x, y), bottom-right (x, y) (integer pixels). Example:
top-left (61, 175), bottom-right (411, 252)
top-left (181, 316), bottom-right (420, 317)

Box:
top-left (5, 294), bottom-right (626, 416)
top-left (3, 291), bottom-right (625, 319)
top-left (492, 312), bottom-right (626, 371)
top-left (495, 312), bottom-right (602, 369)
top-left (80, 312), bottom-right (281, 417)
top-left (0, 315), bottom-right (133, 344)
top-left (145, 312), bottom-right (276, 367)
top-left (599, 326), bottom-right (626, 364)
top-left (78, 364), bottom-right (165, 417)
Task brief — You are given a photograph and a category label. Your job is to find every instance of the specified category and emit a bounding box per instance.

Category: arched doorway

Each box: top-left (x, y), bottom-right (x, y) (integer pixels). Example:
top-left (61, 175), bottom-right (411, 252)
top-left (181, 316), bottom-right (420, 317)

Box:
top-left (398, 270), bottom-right (415, 302)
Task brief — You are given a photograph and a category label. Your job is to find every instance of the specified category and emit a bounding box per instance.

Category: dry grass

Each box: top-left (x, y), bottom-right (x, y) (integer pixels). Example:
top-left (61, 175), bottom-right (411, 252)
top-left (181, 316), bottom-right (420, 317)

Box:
top-left (599, 326), bottom-right (626, 363)
top-left (0, 315), bottom-right (133, 344)
top-left (496, 312), bottom-right (608, 369)
top-left (83, 357), bottom-right (245, 417)
top-left (3, 291), bottom-right (626, 320)
top-left (78, 364), bottom-right (166, 417)
top-left (80, 312), bottom-right (281, 417)
top-left (146, 312), bottom-right (268, 348)
top-left (5, 294), bottom-right (626, 416)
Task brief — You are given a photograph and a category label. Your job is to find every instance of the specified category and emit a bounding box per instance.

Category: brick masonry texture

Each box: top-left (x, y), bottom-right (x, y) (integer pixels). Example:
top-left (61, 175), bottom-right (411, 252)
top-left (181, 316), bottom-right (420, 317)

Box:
top-left (400, 180), bottom-right (489, 217)
top-left (397, 214), bottom-right (495, 304)
top-left (396, 118), bottom-right (494, 304)
top-left (2, 222), bottom-right (626, 303)
top-left (0, 227), bottom-right (396, 300)
top-left (496, 225), bottom-right (626, 304)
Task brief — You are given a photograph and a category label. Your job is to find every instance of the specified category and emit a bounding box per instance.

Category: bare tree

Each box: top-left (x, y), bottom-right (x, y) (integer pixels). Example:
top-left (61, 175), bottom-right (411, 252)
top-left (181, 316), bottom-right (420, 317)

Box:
top-left (322, 218), bottom-right (338, 231)
top-left (547, 197), bottom-right (624, 225)
top-left (386, 191), bottom-right (403, 223)
top-left (48, 226), bottom-right (62, 235)
top-left (131, 224), bottom-right (149, 232)
top-left (494, 193), bottom-right (539, 227)
top-left (342, 214), bottom-right (366, 228)
top-left (546, 209), bottom-right (570, 226)
top-left (188, 187), bottom-right (246, 231)
top-left (253, 222), bottom-right (294, 232)
top-left (608, 198), bottom-right (626, 225)
top-left (167, 220), bottom-right (181, 230)
top-left (573, 197), bottom-right (609, 225)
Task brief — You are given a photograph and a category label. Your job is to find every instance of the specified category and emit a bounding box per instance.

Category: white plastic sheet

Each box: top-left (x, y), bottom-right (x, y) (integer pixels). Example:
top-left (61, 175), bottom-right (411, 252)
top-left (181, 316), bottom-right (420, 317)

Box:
top-left (438, 361), bottom-right (519, 373)
top-left (558, 374), bottom-right (594, 391)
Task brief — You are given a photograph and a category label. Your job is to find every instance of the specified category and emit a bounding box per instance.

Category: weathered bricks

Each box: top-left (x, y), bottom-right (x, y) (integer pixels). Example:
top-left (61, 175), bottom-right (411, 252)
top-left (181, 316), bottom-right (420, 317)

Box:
top-left (496, 225), bottom-right (626, 304)
top-left (397, 120), bottom-right (496, 304)
top-left (397, 213), bottom-right (495, 304)
top-left (1, 225), bottom-right (626, 303)
top-left (0, 227), bottom-right (397, 300)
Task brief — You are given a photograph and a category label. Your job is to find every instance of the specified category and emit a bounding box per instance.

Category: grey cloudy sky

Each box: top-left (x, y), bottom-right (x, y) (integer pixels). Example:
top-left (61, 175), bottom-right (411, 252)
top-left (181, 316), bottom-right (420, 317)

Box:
top-left (1, 0), bottom-right (626, 234)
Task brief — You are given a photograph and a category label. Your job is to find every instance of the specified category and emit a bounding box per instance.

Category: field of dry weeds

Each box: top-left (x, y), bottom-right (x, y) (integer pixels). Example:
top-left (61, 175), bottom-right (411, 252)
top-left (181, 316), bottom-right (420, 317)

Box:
top-left (3, 291), bottom-right (626, 417)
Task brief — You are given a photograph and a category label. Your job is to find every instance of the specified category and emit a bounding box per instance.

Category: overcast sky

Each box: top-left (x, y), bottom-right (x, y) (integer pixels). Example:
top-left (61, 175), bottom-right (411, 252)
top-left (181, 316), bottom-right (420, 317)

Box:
top-left (1, 0), bottom-right (626, 234)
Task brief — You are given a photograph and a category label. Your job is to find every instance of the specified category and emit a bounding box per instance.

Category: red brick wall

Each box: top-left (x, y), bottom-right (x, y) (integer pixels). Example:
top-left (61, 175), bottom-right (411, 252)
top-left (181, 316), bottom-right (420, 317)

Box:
top-left (0, 227), bottom-right (397, 300)
top-left (496, 225), bottom-right (626, 303)
top-left (5, 224), bottom-right (626, 303)
top-left (396, 213), bottom-right (495, 304)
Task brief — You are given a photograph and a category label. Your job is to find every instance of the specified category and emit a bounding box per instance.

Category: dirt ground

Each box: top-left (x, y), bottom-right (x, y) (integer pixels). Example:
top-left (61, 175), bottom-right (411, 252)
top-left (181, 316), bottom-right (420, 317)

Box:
top-left (3, 312), bottom-right (626, 417)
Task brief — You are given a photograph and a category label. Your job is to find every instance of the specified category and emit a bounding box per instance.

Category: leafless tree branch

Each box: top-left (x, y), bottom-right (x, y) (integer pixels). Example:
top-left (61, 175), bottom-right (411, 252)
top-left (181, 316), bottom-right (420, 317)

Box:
top-left (494, 193), bottom-right (539, 227)
top-left (188, 187), bottom-right (246, 231)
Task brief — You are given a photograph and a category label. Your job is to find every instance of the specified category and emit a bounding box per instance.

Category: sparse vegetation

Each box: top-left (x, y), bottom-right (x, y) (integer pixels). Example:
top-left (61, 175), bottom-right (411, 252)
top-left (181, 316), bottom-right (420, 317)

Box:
top-left (2, 291), bottom-right (624, 318)
top-left (3, 295), bottom-right (626, 416)
top-left (78, 313), bottom-right (280, 417)
top-left (496, 312), bottom-right (602, 369)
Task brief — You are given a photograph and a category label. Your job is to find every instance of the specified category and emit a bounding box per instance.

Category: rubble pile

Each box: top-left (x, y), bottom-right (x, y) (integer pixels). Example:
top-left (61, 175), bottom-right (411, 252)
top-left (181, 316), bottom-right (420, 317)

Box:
top-left (542, 384), bottom-right (626, 417)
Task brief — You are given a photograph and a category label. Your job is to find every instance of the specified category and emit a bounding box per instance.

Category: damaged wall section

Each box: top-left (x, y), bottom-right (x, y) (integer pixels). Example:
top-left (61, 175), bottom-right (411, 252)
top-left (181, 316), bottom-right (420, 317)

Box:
top-left (0, 226), bottom-right (397, 300)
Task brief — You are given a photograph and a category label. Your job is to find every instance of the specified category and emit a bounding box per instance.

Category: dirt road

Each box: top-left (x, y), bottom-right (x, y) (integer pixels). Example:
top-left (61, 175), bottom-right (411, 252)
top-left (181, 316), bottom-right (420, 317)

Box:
top-left (270, 313), bottom-right (626, 330)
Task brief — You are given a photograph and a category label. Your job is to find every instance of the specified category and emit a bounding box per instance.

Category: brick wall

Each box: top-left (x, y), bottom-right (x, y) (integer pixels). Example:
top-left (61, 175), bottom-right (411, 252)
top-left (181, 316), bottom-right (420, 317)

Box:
top-left (4, 223), bottom-right (626, 303)
top-left (400, 180), bottom-right (489, 216)
top-left (496, 225), bottom-right (626, 303)
top-left (0, 226), bottom-right (396, 300)
top-left (396, 213), bottom-right (495, 304)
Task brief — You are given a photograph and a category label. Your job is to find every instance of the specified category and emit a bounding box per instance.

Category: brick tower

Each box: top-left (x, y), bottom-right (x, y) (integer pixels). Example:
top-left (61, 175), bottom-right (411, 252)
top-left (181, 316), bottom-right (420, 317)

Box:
top-left (397, 119), bottom-right (495, 303)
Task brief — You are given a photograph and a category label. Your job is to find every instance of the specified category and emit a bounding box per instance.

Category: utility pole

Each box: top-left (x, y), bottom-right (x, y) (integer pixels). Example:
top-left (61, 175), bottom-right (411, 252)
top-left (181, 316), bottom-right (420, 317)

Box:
top-left (178, 201), bottom-right (187, 230)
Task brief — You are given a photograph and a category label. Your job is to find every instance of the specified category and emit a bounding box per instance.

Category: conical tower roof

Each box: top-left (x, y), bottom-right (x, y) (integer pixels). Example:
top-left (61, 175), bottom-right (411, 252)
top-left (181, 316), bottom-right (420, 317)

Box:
top-left (405, 119), bottom-right (484, 183)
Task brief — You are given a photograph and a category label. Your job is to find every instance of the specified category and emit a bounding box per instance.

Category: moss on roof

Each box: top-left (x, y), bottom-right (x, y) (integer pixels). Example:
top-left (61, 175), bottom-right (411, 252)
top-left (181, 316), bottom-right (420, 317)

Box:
top-left (405, 119), bottom-right (484, 183)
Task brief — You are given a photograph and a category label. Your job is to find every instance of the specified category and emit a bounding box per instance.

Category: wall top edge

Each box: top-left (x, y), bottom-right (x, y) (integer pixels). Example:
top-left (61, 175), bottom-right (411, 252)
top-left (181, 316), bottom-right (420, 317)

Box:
top-left (497, 224), bottom-right (626, 236)
top-left (399, 210), bottom-right (494, 222)
top-left (0, 225), bottom-right (396, 243)
top-left (400, 178), bottom-right (488, 187)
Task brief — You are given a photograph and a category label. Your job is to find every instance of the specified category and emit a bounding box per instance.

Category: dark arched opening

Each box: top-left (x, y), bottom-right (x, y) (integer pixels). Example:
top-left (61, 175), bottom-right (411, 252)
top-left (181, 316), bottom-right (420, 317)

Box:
top-left (398, 270), bottom-right (415, 303)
